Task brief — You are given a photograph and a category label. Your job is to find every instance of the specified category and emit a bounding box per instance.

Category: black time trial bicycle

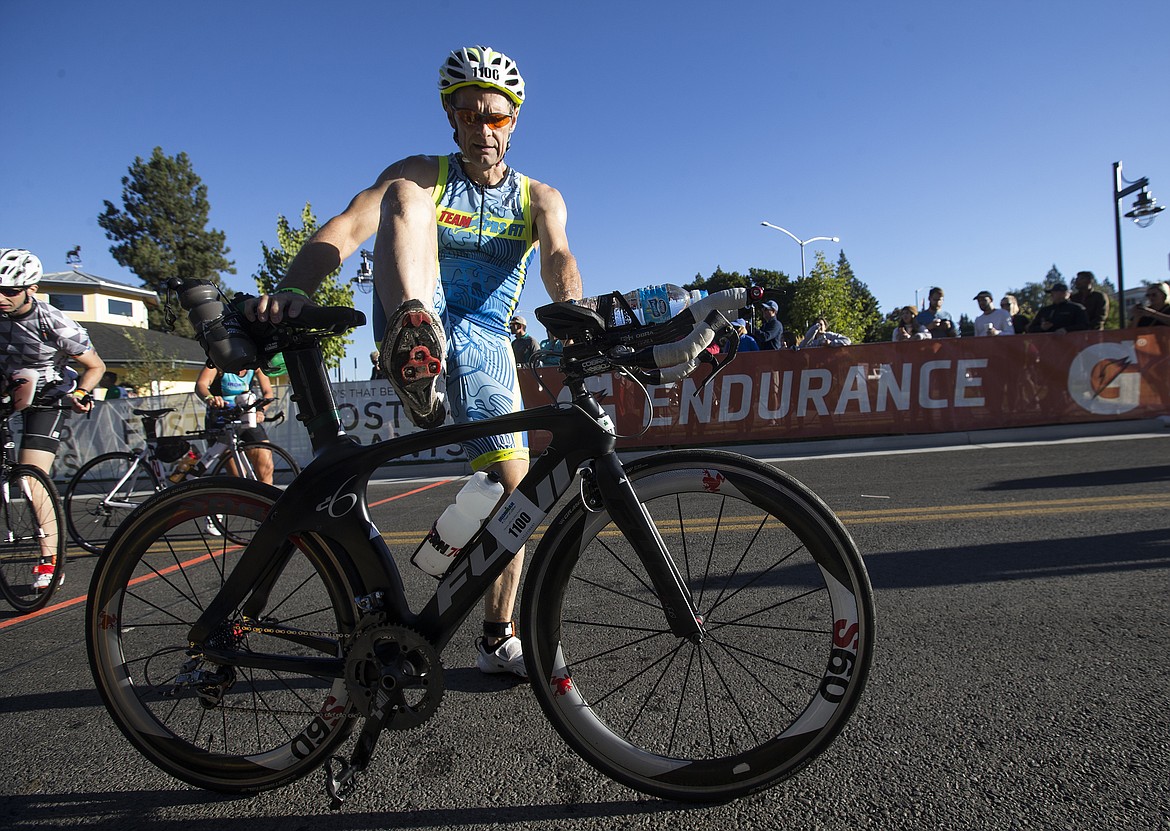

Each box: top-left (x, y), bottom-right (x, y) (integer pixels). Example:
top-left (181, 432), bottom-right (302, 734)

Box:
top-left (86, 282), bottom-right (874, 806)
top-left (0, 383), bottom-right (67, 612)
top-left (65, 400), bottom-right (300, 554)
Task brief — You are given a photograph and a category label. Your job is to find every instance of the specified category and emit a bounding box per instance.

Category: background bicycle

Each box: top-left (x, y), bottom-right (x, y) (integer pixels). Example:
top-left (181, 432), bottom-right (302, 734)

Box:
top-left (64, 398), bottom-right (299, 554)
top-left (0, 385), bottom-right (67, 612)
top-left (87, 282), bottom-right (874, 806)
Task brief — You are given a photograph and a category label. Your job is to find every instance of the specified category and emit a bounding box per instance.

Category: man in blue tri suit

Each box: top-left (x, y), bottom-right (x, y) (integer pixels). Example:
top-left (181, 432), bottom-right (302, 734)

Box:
top-left (252, 46), bottom-right (583, 678)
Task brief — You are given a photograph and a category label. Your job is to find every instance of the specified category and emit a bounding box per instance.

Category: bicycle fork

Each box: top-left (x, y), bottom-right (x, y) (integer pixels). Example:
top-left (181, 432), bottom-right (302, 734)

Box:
top-left (589, 452), bottom-right (706, 643)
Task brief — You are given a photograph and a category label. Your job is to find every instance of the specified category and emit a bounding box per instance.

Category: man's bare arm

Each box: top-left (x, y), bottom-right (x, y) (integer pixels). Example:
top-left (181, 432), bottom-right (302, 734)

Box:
top-left (253, 155), bottom-right (439, 322)
top-left (531, 180), bottom-right (582, 303)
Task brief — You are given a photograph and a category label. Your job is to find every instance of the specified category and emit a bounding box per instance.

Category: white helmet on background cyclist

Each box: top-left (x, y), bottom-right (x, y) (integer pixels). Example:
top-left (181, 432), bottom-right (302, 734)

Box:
top-left (0, 249), bottom-right (43, 288)
top-left (438, 45), bottom-right (525, 108)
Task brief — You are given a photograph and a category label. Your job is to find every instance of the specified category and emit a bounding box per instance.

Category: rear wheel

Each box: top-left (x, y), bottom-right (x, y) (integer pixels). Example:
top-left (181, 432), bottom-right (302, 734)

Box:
top-left (65, 451), bottom-right (161, 555)
top-left (211, 442), bottom-right (300, 487)
top-left (522, 450), bottom-right (874, 802)
top-left (0, 465), bottom-right (66, 612)
top-left (87, 479), bottom-right (360, 793)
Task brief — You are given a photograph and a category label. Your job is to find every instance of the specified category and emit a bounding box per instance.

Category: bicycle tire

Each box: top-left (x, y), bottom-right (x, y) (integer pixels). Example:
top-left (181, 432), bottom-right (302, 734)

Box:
top-left (521, 449), bottom-right (875, 802)
top-left (210, 441), bottom-right (300, 488)
top-left (0, 464), bottom-right (67, 612)
top-left (65, 451), bottom-right (162, 555)
top-left (87, 478), bottom-right (361, 793)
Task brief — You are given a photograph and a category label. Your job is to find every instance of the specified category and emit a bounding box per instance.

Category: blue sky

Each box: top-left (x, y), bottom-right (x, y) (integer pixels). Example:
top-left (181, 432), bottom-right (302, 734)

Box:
top-left (4, 0), bottom-right (1169, 376)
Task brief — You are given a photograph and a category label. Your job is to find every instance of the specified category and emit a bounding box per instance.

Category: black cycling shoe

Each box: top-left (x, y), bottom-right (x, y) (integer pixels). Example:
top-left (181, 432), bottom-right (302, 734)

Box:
top-left (380, 300), bottom-right (447, 429)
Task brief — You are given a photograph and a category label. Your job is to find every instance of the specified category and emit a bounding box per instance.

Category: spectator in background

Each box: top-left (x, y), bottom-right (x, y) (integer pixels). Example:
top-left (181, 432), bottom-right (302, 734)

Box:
top-left (538, 334), bottom-right (563, 366)
top-left (100, 370), bottom-right (127, 399)
top-left (755, 300), bottom-right (784, 350)
top-left (1001, 295), bottom-right (1030, 335)
top-left (972, 290), bottom-right (1014, 335)
top-left (732, 318), bottom-right (759, 351)
top-left (508, 315), bottom-right (538, 365)
top-left (1071, 271), bottom-right (1109, 330)
top-left (781, 331), bottom-right (800, 349)
top-left (916, 287), bottom-right (958, 338)
top-left (1027, 283), bottom-right (1090, 333)
top-left (801, 318), bottom-right (851, 348)
top-left (368, 350), bottom-right (382, 380)
top-left (892, 305), bottom-right (931, 341)
top-left (1130, 282), bottom-right (1170, 327)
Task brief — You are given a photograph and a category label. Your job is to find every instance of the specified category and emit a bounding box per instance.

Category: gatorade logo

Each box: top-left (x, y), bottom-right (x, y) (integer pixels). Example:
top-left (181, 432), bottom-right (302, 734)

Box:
top-left (1067, 340), bottom-right (1140, 415)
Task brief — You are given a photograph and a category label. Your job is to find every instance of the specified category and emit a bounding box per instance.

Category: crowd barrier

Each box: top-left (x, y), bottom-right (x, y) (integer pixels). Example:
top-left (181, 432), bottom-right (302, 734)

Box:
top-left (50, 328), bottom-right (1170, 481)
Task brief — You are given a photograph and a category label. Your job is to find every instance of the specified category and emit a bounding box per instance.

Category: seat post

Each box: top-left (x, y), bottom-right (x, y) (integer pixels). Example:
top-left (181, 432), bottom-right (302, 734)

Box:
top-left (282, 346), bottom-right (346, 453)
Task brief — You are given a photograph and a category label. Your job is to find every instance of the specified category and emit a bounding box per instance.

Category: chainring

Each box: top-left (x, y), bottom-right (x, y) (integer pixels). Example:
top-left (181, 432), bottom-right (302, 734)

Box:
top-left (343, 618), bottom-right (444, 730)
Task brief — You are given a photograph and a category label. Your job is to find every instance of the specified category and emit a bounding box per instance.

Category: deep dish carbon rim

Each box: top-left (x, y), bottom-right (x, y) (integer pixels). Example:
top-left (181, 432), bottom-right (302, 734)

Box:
top-left (87, 481), bottom-right (359, 793)
top-left (522, 451), bottom-right (874, 802)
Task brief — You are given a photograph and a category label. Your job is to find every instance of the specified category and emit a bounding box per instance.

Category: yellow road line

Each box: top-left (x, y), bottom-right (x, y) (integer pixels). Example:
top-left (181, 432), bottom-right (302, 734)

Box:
top-left (133, 492), bottom-right (1168, 555)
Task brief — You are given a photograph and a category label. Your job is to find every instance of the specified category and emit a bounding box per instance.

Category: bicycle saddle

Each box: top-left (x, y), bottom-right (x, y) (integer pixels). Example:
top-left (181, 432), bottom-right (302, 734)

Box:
top-left (536, 301), bottom-right (606, 341)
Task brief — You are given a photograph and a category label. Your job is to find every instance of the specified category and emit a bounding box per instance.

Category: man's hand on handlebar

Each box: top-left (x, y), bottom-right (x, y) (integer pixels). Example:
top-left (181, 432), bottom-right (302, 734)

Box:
top-left (248, 290), bottom-right (315, 325)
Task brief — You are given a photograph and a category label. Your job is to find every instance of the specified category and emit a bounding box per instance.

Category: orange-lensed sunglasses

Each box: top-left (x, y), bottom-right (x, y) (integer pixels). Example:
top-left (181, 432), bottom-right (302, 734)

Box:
top-left (453, 109), bottom-right (515, 130)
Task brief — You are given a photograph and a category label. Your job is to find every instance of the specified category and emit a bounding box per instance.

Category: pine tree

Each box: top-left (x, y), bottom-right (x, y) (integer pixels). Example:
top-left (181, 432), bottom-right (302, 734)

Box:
top-left (254, 203), bottom-right (355, 369)
top-left (98, 147), bottom-right (235, 335)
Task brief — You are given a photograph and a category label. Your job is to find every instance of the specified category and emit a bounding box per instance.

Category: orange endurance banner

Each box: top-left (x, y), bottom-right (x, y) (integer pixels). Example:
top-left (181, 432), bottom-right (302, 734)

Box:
top-left (520, 329), bottom-right (1170, 451)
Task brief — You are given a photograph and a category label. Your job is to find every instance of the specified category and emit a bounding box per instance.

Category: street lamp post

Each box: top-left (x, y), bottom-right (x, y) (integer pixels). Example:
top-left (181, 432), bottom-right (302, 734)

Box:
top-left (1113, 161), bottom-right (1165, 328)
top-left (760, 222), bottom-right (840, 279)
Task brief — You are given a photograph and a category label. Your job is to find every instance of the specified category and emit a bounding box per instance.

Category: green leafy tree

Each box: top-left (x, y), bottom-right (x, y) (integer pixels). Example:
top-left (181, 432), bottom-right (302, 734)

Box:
top-left (789, 251), bottom-right (864, 343)
top-left (254, 203), bottom-right (355, 369)
top-left (685, 267), bottom-right (794, 332)
top-left (1099, 277), bottom-right (1120, 329)
top-left (836, 250), bottom-right (884, 342)
top-left (98, 147), bottom-right (235, 336)
top-left (115, 328), bottom-right (175, 396)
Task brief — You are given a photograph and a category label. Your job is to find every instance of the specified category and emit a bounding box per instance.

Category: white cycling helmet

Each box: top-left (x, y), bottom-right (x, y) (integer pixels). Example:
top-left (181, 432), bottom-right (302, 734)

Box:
top-left (438, 45), bottom-right (525, 108)
top-left (0, 249), bottom-right (42, 288)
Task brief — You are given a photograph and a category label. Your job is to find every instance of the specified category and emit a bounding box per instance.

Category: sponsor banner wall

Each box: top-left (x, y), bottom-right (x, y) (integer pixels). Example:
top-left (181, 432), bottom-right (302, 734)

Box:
top-left (518, 329), bottom-right (1170, 452)
top-left (52, 329), bottom-right (1170, 480)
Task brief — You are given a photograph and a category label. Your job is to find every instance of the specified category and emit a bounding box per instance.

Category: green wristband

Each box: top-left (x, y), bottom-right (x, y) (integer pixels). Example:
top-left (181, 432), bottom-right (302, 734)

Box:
top-left (276, 287), bottom-right (310, 299)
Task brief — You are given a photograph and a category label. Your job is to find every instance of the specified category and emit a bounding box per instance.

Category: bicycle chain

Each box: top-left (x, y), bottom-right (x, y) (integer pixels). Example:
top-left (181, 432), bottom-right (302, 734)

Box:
top-left (183, 620), bottom-right (361, 718)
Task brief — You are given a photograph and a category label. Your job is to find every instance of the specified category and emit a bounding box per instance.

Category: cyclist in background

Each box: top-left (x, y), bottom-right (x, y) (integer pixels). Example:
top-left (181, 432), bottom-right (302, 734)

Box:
top-left (251, 45), bottom-right (583, 677)
top-left (194, 365), bottom-right (275, 485)
top-left (0, 248), bottom-right (107, 588)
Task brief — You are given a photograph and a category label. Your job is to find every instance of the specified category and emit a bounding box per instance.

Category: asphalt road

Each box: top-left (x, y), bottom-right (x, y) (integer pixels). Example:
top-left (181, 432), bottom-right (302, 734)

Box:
top-left (2, 432), bottom-right (1168, 830)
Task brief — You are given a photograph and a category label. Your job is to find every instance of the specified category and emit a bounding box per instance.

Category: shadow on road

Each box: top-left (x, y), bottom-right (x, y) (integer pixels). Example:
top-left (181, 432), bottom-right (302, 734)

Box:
top-left (981, 464), bottom-right (1170, 491)
top-left (863, 527), bottom-right (1170, 590)
top-left (0, 789), bottom-right (685, 830)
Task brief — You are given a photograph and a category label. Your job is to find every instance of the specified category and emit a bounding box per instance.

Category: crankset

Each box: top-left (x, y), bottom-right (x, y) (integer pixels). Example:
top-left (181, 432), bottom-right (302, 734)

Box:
top-left (327, 618), bottom-right (444, 807)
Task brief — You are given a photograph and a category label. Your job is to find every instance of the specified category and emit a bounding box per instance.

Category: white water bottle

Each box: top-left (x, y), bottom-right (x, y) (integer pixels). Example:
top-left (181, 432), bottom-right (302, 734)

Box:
top-left (576, 284), bottom-right (705, 326)
top-left (412, 471), bottom-right (504, 578)
top-left (235, 392), bottom-right (257, 427)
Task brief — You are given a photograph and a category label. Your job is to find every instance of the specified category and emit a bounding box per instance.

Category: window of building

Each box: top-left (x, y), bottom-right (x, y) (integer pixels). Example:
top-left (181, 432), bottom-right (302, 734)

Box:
top-left (108, 299), bottom-right (134, 317)
top-left (49, 293), bottom-right (85, 313)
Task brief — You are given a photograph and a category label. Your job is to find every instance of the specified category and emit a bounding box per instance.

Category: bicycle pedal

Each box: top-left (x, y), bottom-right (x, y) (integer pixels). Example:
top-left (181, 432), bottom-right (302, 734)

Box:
top-left (324, 755), bottom-right (358, 809)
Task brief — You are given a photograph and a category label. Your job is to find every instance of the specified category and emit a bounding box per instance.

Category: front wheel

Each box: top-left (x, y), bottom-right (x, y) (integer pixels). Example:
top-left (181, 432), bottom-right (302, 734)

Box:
top-left (0, 465), bottom-right (66, 612)
top-left (521, 450), bottom-right (875, 803)
top-left (65, 451), bottom-right (161, 555)
top-left (87, 478), bottom-right (361, 793)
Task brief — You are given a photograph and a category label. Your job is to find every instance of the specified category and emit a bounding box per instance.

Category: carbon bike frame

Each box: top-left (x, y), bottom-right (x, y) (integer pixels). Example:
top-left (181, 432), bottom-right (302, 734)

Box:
top-left (187, 344), bottom-right (703, 666)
